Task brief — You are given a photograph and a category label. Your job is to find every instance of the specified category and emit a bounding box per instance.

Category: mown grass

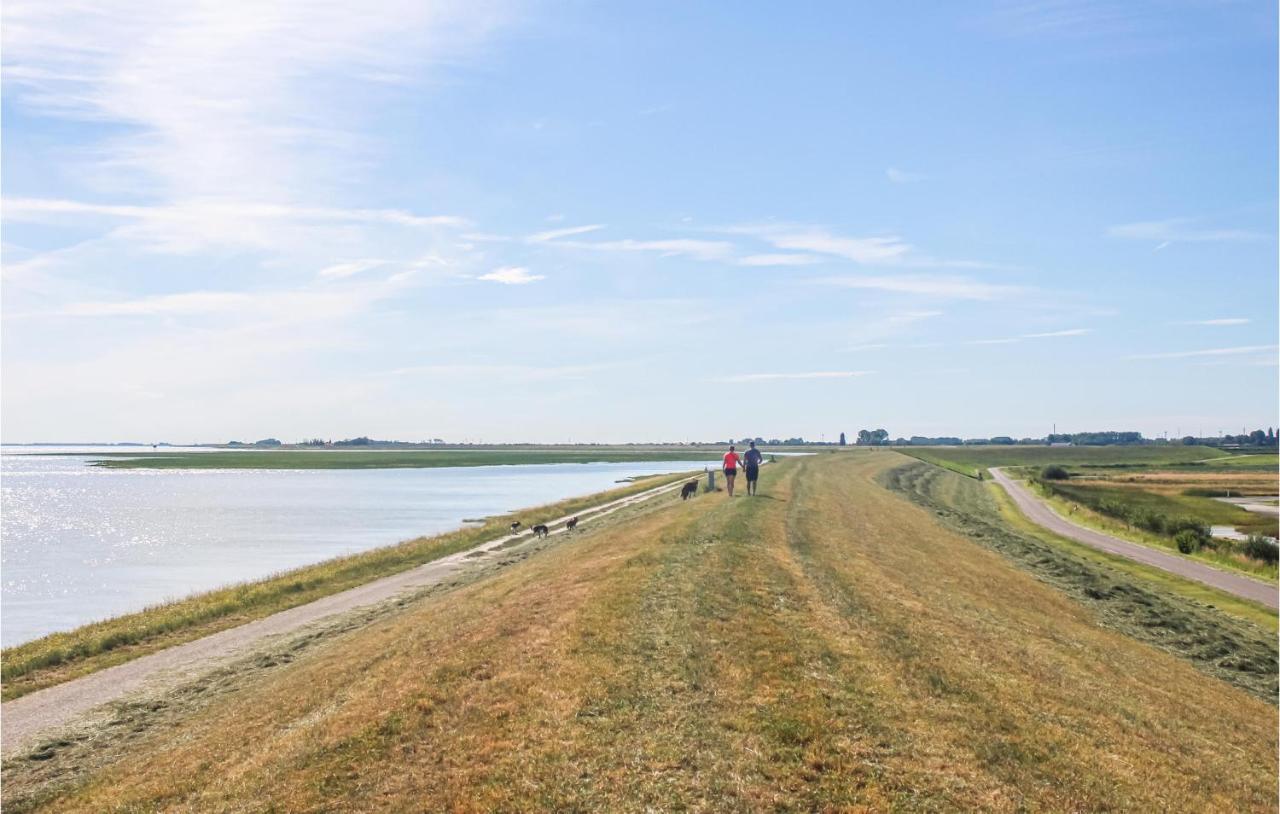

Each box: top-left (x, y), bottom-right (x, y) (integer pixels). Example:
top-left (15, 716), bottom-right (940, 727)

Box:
top-left (80, 448), bottom-right (722, 469)
top-left (987, 483), bottom-right (1278, 632)
top-left (8, 454), bottom-right (1277, 812)
top-left (0, 471), bottom-right (697, 701)
top-left (882, 461), bottom-right (1277, 699)
top-left (896, 444), bottom-right (1230, 477)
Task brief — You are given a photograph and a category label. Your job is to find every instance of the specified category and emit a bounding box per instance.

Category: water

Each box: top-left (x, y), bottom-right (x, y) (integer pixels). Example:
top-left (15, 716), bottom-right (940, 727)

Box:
top-left (1, 447), bottom-right (711, 647)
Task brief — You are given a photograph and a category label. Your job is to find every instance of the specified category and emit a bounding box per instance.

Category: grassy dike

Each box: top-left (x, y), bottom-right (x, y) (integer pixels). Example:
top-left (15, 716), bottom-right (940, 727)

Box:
top-left (9, 453), bottom-right (1276, 812)
top-left (0, 471), bottom-right (699, 701)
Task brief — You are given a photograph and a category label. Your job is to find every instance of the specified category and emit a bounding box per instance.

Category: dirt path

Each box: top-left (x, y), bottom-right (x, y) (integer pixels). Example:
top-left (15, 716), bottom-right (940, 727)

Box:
top-left (989, 468), bottom-right (1278, 610)
top-left (0, 472), bottom-right (703, 757)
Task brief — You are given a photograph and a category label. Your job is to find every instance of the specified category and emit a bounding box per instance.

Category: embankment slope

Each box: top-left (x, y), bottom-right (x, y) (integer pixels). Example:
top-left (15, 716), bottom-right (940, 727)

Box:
top-left (7, 453), bottom-right (1276, 812)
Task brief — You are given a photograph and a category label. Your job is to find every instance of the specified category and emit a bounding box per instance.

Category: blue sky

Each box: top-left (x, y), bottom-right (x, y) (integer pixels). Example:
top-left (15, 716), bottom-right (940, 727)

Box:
top-left (2, 0), bottom-right (1276, 443)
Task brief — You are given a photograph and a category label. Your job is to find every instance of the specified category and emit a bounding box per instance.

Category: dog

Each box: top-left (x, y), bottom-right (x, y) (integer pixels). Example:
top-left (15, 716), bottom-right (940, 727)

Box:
top-left (531, 524), bottom-right (549, 538)
top-left (565, 516), bottom-right (579, 531)
top-left (509, 521), bottom-right (521, 534)
top-left (680, 480), bottom-right (698, 500)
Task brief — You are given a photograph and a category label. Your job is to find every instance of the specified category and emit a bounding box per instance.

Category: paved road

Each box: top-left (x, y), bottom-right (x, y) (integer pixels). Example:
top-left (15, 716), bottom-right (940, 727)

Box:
top-left (989, 468), bottom-right (1278, 610)
top-left (1, 472), bottom-right (705, 757)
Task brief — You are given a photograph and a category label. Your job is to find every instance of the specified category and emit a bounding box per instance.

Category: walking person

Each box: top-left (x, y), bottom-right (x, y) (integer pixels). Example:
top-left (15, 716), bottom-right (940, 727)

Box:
top-left (743, 440), bottom-right (763, 496)
top-left (722, 444), bottom-right (742, 497)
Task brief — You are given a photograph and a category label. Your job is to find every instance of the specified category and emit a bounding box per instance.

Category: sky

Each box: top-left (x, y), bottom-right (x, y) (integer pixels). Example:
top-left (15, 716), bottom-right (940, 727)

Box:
top-left (2, 0), bottom-right (1277, 444)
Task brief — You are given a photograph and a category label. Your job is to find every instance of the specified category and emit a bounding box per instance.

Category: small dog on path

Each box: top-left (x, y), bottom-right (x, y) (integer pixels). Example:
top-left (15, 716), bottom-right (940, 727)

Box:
top-left (681, 481), bottom-right (698, 500)
top-left (566, 516), bottom-right (579, 531)
top-left (509, 521), bottom-right (521, 534)
top-left (531, 524), bottom-right (549, 538)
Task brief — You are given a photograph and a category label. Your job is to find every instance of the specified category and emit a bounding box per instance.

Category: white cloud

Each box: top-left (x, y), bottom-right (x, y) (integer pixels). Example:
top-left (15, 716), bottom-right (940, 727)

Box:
top-left (1181, 318), bottom-right (1250, 326)
top-left (526, 224), bottom-right (605, 243)
top-left (382, 362), bottom-right (611, 381)
top-left (477, 266), bottom-right (545, 285)
top-left (4, 197), bottom-right (468, 254)
top-left (1108, 218), bottom-right (1267, 243)
top-left (553, 238), bottom-right (734, 262)
top-left (318, 259), bottom-right (384, 279)
top-left (1023, 328), bottom-right (1090, 338)
top-left (736, 253), bottom-right (823, 266)
top-left (816, 275), bottom-right (1016, 300)
top-left (886, 167), bottom-right (926, 183)
top-left (965, 337), bottom-right (1021, 345)
top-left (733, 225), bottom-right (911, 264)
top-left (716, 371), bottom-right (875, 383)
top-left (1125, 345), bottom-right (1278, 361)
top-left (1, 1), bottom-right (510, 204)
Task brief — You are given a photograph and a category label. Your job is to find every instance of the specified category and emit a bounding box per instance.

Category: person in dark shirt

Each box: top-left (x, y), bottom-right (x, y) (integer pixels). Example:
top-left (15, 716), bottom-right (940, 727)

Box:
top-left (743, 441), bottom-right (763, 496)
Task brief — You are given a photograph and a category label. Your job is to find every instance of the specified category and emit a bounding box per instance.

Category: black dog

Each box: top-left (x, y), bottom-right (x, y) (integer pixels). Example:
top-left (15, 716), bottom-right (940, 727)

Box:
top-left (509, 521), bottom-right (521, 534)
top-left (531, 524), bottom-right (549, 538)
top-left (565, 516), bottom-right (579, 531)
top-left (680, 480), bottom-right (698, 500)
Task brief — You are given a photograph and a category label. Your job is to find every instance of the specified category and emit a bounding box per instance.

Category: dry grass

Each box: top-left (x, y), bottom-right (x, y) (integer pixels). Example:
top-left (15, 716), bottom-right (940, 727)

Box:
top-left (1, 471), bottom-right (696, 701)
top-left (9, 454), bottom-right (1277, 812)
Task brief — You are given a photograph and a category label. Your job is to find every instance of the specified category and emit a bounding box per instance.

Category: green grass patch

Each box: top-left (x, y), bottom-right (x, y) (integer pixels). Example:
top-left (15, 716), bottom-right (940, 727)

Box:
top-left (880, 461), bottom-right (1278, 702)
top-left (896, 445), bottom-right (1229, 477)
top-left (0, 471), bottom-right (698, 700)
top-left (79, 448), bottom-right (724, 470)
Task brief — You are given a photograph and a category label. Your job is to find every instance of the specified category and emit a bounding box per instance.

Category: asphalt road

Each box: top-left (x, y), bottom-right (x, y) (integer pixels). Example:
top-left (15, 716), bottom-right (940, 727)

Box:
top-left (989, 467), bottom-right (1278, 611)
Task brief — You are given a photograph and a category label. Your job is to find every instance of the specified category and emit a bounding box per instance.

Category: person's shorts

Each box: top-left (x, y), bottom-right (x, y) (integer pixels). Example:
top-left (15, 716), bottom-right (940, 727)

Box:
top-left (745, 464), bottom-right (759, 482)
top-left (723, 467), bottom-right (737, 477)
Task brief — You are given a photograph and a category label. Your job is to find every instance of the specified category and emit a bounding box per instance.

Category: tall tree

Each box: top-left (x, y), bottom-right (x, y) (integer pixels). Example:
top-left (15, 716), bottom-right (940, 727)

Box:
top-left (838, 432), bottom-right (846, 446)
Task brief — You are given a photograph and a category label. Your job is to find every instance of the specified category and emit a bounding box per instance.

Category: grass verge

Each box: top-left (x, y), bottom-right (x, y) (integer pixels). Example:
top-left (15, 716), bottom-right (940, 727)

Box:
top-left (880, 461), bottom-right (1277, 701)
top-left (0, 470), bottom-right (698, 701)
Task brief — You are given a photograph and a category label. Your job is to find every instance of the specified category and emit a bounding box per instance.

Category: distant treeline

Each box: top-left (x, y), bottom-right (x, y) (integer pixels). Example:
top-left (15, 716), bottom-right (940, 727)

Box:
top-left (219, 429), bottom-right (1279, 449)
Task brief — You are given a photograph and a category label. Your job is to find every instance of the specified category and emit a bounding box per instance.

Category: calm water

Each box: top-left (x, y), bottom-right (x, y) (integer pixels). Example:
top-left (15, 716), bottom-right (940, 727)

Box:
top-left (0, 447), bottom-right (711, 647)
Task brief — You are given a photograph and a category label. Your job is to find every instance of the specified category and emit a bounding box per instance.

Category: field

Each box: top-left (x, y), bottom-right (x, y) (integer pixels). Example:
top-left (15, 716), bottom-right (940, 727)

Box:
top-left (79, 447), bottom-right (726, 470)
top-left (896, 444), bottom-right (1230, 477)
top-left (1044, 479), bottom-right (1278, 538)
top-left (6, 453), bottom-right (1275, 812)
top-left (0, 471), bottom-right (697, 701)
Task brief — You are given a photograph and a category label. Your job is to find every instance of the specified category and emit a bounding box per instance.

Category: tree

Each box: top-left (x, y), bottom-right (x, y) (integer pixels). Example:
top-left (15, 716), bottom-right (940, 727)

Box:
top-left (856, 430), bottom-right (872, 445)
top-left (872, 429), bottom-right (889, 445)
top-left (838, 432), bottom-right (846, 446)
top-left (1249, 429), bottom-right (1266, 445)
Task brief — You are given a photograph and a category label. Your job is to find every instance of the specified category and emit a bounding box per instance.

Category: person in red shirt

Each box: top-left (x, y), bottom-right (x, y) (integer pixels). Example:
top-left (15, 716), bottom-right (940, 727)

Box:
top-left (722, 445), bottom-right (742, 497)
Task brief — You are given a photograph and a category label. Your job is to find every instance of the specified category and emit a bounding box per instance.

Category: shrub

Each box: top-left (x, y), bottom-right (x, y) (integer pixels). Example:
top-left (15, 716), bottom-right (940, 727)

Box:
top-left (1132, 509), bottom-right (1166, 535)
top-left (1242, 535), bottom-right (1279, 565)
top-left (1167, 516), bottom-right (1209, 540)
top-left (1040, 465), bottom-right (1070, 480)
top-left (1174, 529), bottom-right (1202, 554)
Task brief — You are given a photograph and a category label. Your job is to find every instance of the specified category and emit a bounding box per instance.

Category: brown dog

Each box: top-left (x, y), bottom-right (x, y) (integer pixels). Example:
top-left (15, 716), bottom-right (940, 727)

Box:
top-left (680, 481), bottom-right (698, 500)
top-left (565, 516), bottom-right (579, 531)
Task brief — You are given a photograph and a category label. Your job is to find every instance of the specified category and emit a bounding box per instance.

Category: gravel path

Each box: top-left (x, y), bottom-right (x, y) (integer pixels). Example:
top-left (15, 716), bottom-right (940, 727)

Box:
top-left (989, 468), bottom-right (1278, 610)
top-left (1, 473), bottom-right (702, 757)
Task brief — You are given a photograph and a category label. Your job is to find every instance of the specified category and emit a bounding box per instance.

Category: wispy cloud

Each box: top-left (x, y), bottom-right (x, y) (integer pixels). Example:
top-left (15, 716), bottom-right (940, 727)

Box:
top-left (318, 259), bottom-right (385, 279)
top-left (1180, 318), bottom-right (1250, 326)
top-left (551, 238), bottom-right (735, 262)
top-left (736, 253), bottom-right (824, 267)
top-left (4, 197), bottom-right (468, 254)
top-left (1108, 218), bottom-right (1268, 244)
top-left (726, 224), bottom-right (911, 264)
top-left (526, 224), bottom-right (605, 243)
top-left (477, 266), bottom-right (545, 285)
top-left (2, 1), bottom-right (510, 203)
top-left (382, 362), bottom-right (611, 381)
top-left (1126, 345), bottom-right (1277, 361)
top-left (816, 275), bottom-right (1017, 300)
top-left (886, 167), bottom-right (926, 184)
top-left (716, 370), bottom-right (875, 383)
top-left (1023, 328), bottom-right (1090, 338)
